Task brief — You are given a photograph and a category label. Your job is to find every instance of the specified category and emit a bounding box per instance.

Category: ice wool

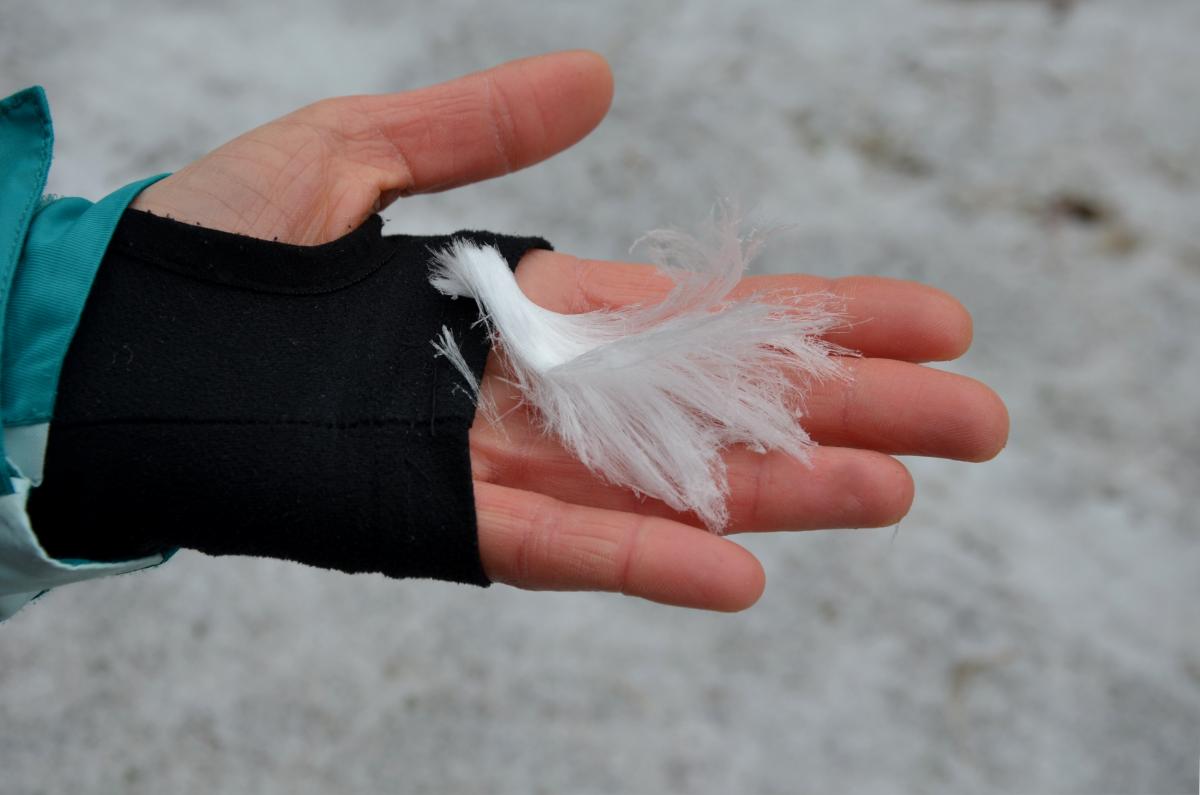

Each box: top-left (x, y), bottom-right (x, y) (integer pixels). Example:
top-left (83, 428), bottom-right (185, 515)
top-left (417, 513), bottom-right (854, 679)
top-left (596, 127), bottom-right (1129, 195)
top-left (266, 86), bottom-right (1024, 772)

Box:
top-left (429, 211), bottom-right (852, 532)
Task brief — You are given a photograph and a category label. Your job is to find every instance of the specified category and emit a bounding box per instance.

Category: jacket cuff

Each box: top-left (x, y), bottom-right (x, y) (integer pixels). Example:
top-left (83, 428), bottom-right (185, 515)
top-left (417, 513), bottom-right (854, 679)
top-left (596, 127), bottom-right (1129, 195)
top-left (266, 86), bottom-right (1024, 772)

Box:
top-left (0, 85), bottom-right (168, 621)
top-left (0, 478), bottom-right (169, 621)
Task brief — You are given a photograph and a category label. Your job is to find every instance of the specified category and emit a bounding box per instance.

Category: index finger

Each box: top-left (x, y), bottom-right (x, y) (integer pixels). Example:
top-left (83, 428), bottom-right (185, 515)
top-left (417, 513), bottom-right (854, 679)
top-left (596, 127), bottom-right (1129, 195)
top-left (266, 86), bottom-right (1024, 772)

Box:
top-left (514, 251), bottom-right (974, 363)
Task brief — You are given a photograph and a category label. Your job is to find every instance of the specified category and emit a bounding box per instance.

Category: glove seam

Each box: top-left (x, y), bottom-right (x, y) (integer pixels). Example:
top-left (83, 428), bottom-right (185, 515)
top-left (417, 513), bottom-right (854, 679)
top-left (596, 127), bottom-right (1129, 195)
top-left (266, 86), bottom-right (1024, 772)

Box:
top-left (108, 216), bottom-right (400, 296)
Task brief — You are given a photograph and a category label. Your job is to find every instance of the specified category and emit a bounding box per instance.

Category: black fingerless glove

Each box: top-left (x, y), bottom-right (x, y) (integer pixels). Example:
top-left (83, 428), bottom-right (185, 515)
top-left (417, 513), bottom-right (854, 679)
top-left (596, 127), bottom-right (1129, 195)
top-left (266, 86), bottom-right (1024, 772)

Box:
top-left (27, 209), bottom-right (550, 585)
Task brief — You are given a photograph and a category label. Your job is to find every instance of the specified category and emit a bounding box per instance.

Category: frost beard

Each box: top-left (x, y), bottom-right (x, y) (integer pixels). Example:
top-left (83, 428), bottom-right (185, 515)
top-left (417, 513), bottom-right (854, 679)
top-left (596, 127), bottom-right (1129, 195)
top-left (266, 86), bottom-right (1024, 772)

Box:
top-left (429, 208), bottom-right (854, 533)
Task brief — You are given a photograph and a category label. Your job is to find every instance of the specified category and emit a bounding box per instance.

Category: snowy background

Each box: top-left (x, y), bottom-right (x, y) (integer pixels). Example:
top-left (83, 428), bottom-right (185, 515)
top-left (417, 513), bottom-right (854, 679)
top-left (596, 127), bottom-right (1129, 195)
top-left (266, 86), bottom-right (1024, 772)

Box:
top-left (2, 1), bottom-right (1198, 793)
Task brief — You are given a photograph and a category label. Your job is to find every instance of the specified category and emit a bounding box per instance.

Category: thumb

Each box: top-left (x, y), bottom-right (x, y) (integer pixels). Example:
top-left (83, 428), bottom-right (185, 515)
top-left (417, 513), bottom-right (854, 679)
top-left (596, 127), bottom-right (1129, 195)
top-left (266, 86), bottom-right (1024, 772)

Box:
top-left (132, 51), bottom-right (613, 244)
top-left (364, 49), bottom-right (614, 201)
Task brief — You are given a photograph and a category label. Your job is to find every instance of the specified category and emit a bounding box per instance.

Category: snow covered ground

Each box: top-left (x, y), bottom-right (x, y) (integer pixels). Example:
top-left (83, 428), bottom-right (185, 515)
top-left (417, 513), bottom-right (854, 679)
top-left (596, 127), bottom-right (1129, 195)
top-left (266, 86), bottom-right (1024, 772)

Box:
top-left (2, 1), bottom-right (1197, 792)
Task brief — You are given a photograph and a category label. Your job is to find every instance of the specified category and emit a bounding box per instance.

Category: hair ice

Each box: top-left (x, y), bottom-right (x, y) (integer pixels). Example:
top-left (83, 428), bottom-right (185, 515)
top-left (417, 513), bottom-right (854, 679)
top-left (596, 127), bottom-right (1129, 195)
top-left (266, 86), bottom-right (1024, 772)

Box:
top-left (429, 210), bottom-right (852, 532)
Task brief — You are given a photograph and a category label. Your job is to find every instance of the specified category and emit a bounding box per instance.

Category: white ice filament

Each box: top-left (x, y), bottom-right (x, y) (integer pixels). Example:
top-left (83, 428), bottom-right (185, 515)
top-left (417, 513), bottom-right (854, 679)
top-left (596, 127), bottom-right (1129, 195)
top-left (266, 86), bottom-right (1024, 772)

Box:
top-left (429, 214), bottom-right (852, 532)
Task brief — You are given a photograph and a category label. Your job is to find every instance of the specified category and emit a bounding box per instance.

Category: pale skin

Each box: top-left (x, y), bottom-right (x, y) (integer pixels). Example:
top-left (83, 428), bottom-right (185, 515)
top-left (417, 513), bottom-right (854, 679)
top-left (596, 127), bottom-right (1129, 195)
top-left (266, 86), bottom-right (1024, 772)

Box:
top-left (131, 50), bottom-right (1009, 612)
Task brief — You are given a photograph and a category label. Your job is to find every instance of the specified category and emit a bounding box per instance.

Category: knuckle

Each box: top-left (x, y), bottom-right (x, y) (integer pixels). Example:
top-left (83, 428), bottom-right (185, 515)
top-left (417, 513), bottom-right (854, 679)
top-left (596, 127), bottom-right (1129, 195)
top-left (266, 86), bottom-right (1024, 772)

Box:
top-left (514, 494), bottom-right (562, 583)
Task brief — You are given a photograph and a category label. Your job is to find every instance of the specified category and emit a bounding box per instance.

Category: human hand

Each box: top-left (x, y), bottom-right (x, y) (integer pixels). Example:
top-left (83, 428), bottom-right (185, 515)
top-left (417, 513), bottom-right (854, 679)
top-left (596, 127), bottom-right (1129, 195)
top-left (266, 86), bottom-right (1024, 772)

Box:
top-left (132, 51), bottom-right (1009, 612)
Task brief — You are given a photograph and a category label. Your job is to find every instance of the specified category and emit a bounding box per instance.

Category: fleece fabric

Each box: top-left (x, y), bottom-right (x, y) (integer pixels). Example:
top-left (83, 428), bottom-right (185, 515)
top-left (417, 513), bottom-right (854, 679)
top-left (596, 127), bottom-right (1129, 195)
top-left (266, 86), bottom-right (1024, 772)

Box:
top-left (28, 209), bottom-right (550, 585)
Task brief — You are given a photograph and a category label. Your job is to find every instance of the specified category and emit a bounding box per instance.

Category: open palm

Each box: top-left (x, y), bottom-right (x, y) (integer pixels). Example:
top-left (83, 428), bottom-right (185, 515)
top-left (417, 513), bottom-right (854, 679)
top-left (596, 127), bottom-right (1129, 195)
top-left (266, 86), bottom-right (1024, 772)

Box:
top-left (131, 51), bottom-right (1008, 611)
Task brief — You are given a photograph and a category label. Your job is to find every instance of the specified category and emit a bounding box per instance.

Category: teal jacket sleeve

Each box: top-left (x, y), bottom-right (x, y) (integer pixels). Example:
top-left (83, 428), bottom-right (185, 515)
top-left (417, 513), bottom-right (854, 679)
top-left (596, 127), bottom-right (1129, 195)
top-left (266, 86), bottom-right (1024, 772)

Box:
top-left (0, 86), bottom-right (170, 621)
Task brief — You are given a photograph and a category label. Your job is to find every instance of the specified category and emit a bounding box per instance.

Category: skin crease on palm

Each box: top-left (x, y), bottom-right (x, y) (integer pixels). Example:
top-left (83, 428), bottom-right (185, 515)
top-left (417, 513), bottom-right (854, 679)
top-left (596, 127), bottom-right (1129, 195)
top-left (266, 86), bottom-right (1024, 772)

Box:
top-left (130, 50), bottom-right (1010, 612)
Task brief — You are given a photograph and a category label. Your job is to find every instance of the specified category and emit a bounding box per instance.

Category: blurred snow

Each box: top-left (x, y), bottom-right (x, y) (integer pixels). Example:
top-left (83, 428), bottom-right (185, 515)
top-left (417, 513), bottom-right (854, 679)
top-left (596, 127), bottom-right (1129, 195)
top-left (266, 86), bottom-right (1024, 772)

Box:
top-left (1, 1), bottom-right (1198, 793)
